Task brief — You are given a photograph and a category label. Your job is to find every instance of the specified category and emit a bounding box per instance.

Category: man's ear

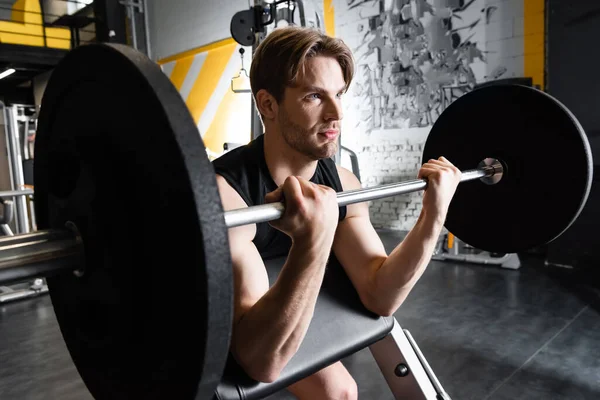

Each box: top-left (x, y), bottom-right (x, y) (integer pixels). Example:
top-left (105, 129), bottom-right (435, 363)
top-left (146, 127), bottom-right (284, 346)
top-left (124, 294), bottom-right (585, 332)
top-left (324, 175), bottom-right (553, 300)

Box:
top-left (255, 89), bottom-right (278, 121)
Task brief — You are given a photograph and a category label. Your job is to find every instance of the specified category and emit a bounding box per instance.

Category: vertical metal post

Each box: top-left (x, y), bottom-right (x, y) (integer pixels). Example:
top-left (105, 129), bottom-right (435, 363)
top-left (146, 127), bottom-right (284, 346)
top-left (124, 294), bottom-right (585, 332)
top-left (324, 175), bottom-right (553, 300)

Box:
top-left (251, 0), bottom-right (264, 140)
top-left (297, 0), bottom-right (306, 26)
top-left (22, 118), bottom-right (29, 160)
top-left (5, 107), bottom-right (29, 234)
top-left (2, 104), bottom-right (15, 195)
top-left (450, 234), bottom-right (459, 255)
top-left (142, 0), bottom-right (152, 59)
top-left (128, 3), bottom-right (138, 50)
top-left (28, 194), bottom-right (36, 232)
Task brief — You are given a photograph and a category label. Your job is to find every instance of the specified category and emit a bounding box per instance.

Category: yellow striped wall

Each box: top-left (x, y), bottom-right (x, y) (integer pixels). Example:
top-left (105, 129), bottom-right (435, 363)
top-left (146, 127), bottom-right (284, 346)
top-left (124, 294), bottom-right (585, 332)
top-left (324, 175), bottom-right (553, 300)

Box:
top-left (323, 0), bottom-right (335, 36)
top-left (155, 0), bottom-right (339, 157)
top-left (524, 0), bottom-right (545, 89)
top-left (0, 0), bottom-right (70, 49)
top-left (159, 38), bottom-right (252, 158)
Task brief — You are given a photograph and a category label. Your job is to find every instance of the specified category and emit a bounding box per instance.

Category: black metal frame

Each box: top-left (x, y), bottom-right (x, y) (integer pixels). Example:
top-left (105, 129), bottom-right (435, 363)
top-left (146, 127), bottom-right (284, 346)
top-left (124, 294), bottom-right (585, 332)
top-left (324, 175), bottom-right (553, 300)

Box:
top-left (92, 0), bottom-right (127, 44)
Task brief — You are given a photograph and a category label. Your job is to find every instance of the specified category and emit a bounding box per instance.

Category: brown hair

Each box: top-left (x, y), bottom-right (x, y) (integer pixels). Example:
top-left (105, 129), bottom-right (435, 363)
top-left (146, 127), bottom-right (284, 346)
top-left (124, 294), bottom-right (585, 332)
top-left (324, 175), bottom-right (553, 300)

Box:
top-left (250, 26), bottom-right (354, 103)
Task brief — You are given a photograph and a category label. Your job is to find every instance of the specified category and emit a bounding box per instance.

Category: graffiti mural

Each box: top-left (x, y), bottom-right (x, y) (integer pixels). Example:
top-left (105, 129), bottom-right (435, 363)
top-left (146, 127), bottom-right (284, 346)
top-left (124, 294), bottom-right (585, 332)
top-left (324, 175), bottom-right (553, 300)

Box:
top-left (347, 0), bottom-right (506, 130)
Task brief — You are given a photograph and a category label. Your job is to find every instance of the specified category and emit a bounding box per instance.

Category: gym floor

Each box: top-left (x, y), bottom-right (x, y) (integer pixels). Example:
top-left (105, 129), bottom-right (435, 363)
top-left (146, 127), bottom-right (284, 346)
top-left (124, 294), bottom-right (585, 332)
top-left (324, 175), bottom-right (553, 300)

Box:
top-left (0, 230), bottom-right (599, 400)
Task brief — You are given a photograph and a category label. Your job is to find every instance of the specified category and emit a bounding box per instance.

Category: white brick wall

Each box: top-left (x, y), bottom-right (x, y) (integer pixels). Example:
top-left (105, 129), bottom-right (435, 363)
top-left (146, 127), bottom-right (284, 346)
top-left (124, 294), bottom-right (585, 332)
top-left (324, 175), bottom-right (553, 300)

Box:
top-left (480, 0), bottom-right (525, 80)
top-left (486, 0), bottom-right (524, 22)
top-left (358, 136), bottom-right (426, 230)
top-left (486, 19), bottom-right (515, 41)
top-left (337, 0), bottom-right (527, 231)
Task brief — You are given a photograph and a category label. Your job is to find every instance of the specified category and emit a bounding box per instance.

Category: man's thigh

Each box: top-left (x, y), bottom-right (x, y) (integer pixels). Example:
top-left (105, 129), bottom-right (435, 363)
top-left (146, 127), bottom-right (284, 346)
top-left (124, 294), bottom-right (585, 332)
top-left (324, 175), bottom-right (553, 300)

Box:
top-left (286, 361), bottom-right (358, 400)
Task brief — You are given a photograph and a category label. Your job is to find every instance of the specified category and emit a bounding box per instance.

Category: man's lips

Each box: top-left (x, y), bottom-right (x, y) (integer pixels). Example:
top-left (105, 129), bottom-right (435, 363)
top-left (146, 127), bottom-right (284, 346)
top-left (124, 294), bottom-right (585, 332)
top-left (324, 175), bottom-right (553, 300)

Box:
top-left (319, 129), bottom-right (339, 139)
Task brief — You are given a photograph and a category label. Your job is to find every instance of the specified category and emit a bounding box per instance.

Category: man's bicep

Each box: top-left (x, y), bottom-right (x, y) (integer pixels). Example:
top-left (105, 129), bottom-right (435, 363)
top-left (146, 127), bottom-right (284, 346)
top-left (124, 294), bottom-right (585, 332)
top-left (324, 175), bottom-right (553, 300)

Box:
top-left (333, 216), bottom-right (387, 298)
top-left (230, 237), bottom-right (270, 325)
top-left (215, 174), bottom-right (270, 325)
top-left (333, 166), bottom-right (387, 301)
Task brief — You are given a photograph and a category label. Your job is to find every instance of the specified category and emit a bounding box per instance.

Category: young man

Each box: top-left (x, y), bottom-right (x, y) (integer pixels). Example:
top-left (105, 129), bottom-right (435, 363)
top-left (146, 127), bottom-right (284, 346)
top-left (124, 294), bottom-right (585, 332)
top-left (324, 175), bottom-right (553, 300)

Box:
top-left (212, 26), bottom-right (461, 399)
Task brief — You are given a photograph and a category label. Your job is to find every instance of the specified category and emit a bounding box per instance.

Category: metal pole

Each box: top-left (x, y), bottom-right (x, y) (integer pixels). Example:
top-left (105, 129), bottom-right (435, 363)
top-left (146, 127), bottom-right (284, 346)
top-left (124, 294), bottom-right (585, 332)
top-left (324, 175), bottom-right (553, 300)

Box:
top-left (0, 189), bottom-right (34, 198)
top-left (142, 0), bottom-right (152, 59)
top-left (251, 0), bottom-right (266, 140)
top-left (0, 230), bottom-right (73, 248)
top-left (0, 231), bottom-right (82, 285)
top-left (5, 106), bottom-right (29, 234)
top-left (2, 104), bottom-right (16, 195)
top-left (22, 118), bottom-right (29, 160)
top-left (130, 3), bottom-right (138, 50)
top-left (0, 162), bottom-right (502, 285)
top-left (224, 164), bottom-right (500, 228)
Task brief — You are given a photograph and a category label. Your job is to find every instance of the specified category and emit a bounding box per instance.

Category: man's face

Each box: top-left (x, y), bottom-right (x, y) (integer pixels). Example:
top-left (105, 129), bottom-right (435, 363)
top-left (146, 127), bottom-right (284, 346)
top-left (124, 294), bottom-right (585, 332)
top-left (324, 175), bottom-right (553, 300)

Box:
top-left (276, 56), bottom-right (346, 160)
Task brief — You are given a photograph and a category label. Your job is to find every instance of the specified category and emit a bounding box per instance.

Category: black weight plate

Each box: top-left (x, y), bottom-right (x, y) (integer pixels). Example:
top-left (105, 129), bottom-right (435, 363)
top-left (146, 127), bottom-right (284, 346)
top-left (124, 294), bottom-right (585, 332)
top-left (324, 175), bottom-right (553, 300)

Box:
top-left (422, 84), bottom-right (593, 254)
top-left (34, 43), bottom-right (232, 400)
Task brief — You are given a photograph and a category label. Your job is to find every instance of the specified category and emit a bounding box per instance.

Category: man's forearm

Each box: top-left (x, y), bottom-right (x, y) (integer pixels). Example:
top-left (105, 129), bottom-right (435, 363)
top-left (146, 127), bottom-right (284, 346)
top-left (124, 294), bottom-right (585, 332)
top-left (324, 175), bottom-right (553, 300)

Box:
top-left (369, 210), bottom-right (445, 315)
top-left (232, 240), bottom-right (330, 381)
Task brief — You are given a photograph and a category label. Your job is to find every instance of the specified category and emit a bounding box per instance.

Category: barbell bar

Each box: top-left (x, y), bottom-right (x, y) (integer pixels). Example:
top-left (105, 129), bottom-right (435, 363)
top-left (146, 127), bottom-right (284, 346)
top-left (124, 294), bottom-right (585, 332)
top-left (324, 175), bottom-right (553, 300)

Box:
top-left (0, 230), bottom-right (81, 284)
top-left (0, 161), bottom-right (502, 285)
top-left (224, 161), bottom-right (501, 227)
top-left (1, 42), bottom-right (592, 400)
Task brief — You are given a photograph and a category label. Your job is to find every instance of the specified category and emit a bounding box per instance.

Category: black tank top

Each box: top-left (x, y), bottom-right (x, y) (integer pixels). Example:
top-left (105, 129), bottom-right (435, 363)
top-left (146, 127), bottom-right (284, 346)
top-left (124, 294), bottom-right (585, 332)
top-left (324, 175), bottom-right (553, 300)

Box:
top-left (212, 134), bottom-right (347, 259)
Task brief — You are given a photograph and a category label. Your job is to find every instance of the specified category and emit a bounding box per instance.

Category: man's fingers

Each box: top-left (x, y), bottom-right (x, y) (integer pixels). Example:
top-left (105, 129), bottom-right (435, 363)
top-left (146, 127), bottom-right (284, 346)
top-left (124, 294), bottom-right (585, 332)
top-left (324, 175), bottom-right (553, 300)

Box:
top-left (294, 176), bottom-right (318, 196)
top-left (425, 158), bottom-right (454, 167)
top-left (417, 165), bottom-right (439, 179)
top-left (265, 186), bottom-right (284, 203)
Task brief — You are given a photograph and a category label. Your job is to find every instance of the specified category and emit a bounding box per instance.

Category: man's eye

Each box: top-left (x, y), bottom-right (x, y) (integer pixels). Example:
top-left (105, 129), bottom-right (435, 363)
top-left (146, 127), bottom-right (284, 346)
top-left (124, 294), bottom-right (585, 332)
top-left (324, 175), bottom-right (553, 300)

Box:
top-left (309, 93), bottom-right (321, 99)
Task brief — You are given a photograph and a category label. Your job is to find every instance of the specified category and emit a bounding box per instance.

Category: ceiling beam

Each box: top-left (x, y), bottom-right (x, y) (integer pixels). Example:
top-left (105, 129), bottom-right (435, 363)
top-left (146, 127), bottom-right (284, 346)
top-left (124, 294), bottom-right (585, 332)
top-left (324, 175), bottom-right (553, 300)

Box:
top-left (0, 43), bottom-right (67, 67)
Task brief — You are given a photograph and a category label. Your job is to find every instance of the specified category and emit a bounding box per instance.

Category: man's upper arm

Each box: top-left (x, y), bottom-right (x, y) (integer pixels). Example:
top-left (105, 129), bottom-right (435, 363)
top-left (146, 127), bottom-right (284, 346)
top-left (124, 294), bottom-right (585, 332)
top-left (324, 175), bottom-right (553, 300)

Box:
top-left (332, 166), bottom-right (388, 307)
top-left (215, 174), bottom-right (269, 327)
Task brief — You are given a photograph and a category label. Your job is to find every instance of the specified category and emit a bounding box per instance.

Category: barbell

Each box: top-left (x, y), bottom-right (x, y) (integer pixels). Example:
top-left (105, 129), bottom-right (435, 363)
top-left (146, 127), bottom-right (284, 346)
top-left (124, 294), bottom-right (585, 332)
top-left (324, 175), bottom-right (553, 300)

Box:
top-left (0, 42), bottom-right (593, 400)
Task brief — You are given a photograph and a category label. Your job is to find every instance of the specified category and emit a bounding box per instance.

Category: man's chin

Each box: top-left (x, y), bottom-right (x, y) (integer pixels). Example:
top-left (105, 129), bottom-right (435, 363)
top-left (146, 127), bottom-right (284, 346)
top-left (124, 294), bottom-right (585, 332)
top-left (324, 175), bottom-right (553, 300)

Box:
top-left (312, 143), bottom-right (338, 160)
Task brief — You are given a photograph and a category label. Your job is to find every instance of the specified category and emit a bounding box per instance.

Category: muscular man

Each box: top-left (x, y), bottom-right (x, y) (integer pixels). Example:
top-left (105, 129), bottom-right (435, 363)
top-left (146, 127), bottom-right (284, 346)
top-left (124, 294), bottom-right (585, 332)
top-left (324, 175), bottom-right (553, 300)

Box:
top-left (212, 26), bottom-right (461, 399)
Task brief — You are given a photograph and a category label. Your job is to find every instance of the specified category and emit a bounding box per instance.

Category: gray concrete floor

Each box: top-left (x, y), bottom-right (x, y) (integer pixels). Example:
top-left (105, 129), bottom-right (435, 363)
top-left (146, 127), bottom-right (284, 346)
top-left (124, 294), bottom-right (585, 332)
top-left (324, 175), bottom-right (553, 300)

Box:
top-left (1, 230), bottom-right (599, 399)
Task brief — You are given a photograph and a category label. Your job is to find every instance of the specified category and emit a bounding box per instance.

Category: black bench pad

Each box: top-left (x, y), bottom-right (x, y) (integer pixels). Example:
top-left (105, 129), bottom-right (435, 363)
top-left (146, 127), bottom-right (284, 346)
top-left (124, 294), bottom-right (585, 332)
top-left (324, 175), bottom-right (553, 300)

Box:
top-left (215, 256), bottom-right (394, 400)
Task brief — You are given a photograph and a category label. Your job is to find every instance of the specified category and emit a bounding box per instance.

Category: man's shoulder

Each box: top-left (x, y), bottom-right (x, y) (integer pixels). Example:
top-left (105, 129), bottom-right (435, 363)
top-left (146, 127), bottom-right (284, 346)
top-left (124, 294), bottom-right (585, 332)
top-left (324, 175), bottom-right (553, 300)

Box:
top-left (212, 142), bottom-right (251, 165)
top-left (212, 139), bottom-right (259, 175)
top-left (334, 164), bottom-right (361, 191)
top-left (213, 146), bottom-right (256, 210)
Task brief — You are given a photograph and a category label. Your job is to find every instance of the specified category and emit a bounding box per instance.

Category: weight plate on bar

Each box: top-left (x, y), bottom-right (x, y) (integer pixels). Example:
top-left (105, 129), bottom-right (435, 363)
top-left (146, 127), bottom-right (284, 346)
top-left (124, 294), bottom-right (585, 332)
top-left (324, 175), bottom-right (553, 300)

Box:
top-left (34, 43), bottom-right (232, 399)
top-left (422, 84), bottom-right (593, 254)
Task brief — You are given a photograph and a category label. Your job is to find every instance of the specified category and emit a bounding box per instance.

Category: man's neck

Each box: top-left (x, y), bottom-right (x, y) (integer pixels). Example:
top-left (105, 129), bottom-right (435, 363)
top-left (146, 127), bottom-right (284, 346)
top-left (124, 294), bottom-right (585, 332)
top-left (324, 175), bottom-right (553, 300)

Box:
top-left (263, 130), bottom-right (318, 187)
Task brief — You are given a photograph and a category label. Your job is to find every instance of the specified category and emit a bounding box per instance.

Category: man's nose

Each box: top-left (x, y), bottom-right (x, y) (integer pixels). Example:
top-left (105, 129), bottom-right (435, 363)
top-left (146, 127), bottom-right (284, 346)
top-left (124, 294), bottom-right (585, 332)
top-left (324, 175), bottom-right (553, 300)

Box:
top-left (324, 97), bottom-right (343, 121)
